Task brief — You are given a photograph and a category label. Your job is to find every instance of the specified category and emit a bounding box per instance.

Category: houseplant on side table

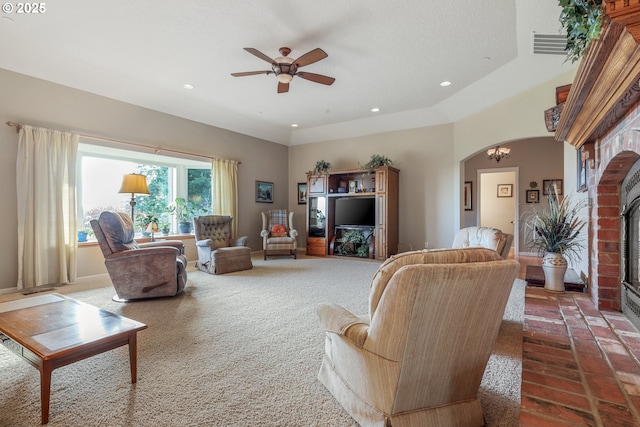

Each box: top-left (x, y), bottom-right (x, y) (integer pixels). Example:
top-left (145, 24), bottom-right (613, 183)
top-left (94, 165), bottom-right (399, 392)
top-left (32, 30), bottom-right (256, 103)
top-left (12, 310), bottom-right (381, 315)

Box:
top-left (526, 189), bottom-right (586, 293)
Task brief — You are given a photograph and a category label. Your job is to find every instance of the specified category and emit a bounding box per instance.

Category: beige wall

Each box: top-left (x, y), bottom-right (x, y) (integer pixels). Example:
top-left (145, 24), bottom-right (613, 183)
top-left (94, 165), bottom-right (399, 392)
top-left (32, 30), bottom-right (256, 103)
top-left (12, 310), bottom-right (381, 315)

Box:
top-left (0, 68), bottom-right (288, 290)
top-left (289, 125), bottom-right (454, 252)
top-left (463, 137), bottom-right (565, 252)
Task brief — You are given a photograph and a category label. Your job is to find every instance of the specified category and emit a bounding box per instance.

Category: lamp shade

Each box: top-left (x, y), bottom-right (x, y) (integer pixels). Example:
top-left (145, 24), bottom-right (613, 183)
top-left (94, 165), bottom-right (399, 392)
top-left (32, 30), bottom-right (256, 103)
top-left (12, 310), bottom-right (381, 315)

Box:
top-left (118, 173), bottom-right (150, 195)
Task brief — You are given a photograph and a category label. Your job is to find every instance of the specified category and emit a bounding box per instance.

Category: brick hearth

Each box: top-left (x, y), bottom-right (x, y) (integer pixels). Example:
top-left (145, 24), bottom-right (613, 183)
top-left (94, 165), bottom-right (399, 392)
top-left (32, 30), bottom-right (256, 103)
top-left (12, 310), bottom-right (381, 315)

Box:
top-left (521, 287), bottom-right (640, 426)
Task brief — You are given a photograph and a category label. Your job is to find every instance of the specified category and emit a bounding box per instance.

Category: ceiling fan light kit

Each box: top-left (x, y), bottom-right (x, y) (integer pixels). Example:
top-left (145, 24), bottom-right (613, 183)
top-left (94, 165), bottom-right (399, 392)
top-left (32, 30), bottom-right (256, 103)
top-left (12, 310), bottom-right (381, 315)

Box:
top-left (231, 47), bottom-right (335, 93)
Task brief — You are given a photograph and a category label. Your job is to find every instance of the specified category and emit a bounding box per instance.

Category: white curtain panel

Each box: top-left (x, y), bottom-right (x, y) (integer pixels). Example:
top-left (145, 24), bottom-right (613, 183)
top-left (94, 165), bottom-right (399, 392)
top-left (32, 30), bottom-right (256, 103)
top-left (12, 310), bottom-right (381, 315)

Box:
top-left (212, 158), bottom-right (238, 236)
top-left (16, 125), bottom-right (79, 289)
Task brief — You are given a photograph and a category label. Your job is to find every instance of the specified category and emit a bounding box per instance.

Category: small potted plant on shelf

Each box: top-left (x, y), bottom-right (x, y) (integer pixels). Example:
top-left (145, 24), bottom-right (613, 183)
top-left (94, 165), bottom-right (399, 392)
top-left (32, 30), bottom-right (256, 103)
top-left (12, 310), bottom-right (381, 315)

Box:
top-left (312, 160), bottom-right (332, 175)
top-left (360, 154), bottom-right (393, 170)
top-left (524, 189), bottom-right (586, 293)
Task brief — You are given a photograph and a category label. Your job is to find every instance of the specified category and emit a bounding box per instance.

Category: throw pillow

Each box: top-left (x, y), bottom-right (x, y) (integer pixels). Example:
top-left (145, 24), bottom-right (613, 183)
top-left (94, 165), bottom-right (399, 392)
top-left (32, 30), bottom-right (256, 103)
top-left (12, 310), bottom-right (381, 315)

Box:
top-left (271, 224), bottom-right (287, 237)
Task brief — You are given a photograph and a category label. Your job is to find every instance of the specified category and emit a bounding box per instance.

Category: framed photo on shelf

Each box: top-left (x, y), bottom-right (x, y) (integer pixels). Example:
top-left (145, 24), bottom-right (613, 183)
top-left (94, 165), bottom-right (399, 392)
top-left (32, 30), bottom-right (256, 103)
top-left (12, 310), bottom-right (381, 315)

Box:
top-left (255, 181), bottom-right (273, 203)
top-left (497, 184), bottom-right (513, 198)
top-left (577, 150), bottom-right (588, 192)
top-left (297, 182), bottom-right (307, 204)
top-left (543, 179), bottom-right (563, 195)
top-left (464, 181), bottom-right (472, 210)
top-left (526, 189), bottom-right (540, 203)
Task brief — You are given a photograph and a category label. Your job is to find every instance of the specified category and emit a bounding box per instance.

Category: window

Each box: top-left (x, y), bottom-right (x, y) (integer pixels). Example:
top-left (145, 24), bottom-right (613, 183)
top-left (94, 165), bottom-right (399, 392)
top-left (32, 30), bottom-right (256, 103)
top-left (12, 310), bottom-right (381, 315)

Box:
top-left (78, 141), bottom-right (212, 235)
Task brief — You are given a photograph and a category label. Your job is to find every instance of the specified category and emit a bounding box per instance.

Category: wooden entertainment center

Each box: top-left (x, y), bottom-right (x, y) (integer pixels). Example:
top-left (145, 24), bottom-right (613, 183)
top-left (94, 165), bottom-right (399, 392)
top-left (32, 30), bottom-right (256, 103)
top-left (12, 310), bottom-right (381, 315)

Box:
top-left (305, 166), bottom-right (399, 260)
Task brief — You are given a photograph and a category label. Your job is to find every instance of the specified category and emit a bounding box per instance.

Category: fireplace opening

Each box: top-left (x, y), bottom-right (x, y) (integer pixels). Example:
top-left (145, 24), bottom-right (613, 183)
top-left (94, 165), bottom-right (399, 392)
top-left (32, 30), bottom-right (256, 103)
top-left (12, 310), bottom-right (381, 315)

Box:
top-left (622, 162), bottom-right (640, 330)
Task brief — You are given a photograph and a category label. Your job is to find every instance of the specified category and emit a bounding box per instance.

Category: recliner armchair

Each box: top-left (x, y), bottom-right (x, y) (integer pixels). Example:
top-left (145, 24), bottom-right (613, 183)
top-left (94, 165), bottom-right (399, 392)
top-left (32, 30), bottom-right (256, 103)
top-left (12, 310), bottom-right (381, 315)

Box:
top-left (260, 210), bottom-right (298, 259)
top-left (193, 215), bottom-right (252, 274)
top-left (91, 211), bottom-right (188, 302)
top-left (317, 248), bottom-right (520, 427)
top-left (452, 226), bottom-right (513, 259)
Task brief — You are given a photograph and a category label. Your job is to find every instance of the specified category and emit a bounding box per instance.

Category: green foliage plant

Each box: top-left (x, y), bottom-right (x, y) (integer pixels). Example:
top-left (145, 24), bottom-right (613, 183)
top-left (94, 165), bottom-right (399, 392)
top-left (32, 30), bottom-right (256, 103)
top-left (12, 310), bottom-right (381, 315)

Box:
top-left (525, 190), bottom-right (587, 263)
top-left (313, 160), bottom-right (332, 175)
top-left (360, 154), bottom-right (393, 170)
top-left (559, 0), bottom-right (604, 63)
top-left (336, 229), bottom-right (372, 258)
top-left (167, 197), bottom-right (204, 223)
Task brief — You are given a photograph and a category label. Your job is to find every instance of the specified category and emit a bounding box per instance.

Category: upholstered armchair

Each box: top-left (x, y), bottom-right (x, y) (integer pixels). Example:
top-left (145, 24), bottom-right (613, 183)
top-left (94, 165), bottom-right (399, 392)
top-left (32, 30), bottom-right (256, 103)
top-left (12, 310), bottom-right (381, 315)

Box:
top-left (260, 210), bottom-right (298, 260)
top-left (193, 215), bottom-right (252, 274)
top-left (317, 248), bottom-right (520, 427)
top-left (91, 211), bottom-right (188, 302)
top-left (452, 226), bottom-right (513, 259)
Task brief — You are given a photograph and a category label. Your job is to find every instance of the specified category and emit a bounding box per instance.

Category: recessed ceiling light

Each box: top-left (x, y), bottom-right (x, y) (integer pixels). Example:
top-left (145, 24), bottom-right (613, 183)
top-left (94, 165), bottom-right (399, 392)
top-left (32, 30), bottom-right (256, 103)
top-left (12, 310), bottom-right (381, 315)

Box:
top-left (291, 124), bottom-right (299, 128)
top-left (182, 84), bottom-right (194, 90)
top-left (440, 81), bottom-right (452, 87)
top-left (371, 108), bottom-right (380, 113)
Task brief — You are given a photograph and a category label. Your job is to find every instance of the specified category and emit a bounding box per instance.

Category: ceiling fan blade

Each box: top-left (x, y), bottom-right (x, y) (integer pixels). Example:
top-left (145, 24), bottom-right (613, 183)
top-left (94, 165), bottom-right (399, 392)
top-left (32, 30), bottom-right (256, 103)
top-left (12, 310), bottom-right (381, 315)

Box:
top-left (277, 82), bottom-right (289, 93)
top-left (244, 48), bottom-right (276, 65)
top-left (293, 48), bottom-right (328, 67)
top-left (231, 71), bottom-right (272, 77)
top-left (296, 72), bottom-right (335, 86)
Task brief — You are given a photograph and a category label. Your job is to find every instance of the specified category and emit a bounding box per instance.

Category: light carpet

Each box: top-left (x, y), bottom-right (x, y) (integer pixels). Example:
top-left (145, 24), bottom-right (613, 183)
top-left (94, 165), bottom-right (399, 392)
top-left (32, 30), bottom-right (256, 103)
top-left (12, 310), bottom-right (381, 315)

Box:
top-left (0, 254), bottom-right (524, 426)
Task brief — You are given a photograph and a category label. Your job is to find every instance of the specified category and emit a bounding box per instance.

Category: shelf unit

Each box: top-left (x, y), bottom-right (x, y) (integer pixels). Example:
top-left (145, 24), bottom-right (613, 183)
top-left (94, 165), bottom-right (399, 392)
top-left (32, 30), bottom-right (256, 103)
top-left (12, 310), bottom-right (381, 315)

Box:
top-left (306, 166), bottom-right (399, 260)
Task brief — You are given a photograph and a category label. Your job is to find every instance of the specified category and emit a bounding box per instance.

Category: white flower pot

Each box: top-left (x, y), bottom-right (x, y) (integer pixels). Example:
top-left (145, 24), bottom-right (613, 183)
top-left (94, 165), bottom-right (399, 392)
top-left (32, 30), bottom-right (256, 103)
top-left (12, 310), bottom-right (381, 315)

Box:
top-left (542, 252), bottom-right (568, 293)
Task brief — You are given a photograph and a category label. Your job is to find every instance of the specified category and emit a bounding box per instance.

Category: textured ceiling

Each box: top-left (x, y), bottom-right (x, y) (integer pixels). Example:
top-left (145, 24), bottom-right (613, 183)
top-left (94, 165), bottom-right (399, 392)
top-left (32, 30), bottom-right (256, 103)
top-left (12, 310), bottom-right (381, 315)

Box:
top-left (0, 0), bottom-right (575, 145)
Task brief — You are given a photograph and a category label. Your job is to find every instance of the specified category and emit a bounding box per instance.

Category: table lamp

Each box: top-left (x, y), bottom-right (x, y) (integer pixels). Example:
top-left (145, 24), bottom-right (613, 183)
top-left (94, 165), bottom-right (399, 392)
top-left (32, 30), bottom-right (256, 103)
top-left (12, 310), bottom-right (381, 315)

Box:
top-left (118, 173), bottom-right (150, 220)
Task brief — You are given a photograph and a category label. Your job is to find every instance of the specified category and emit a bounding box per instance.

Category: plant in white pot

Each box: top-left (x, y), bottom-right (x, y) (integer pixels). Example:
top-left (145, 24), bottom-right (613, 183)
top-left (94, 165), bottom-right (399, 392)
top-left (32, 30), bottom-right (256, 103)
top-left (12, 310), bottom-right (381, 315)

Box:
top-left (525, 190), bottom-right (587, 293)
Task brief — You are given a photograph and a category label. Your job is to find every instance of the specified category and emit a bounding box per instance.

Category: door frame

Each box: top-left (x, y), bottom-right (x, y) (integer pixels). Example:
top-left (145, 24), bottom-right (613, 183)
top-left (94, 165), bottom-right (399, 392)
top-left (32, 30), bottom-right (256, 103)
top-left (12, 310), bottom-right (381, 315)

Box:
top-left (477, 167), bottom-right (519, 257)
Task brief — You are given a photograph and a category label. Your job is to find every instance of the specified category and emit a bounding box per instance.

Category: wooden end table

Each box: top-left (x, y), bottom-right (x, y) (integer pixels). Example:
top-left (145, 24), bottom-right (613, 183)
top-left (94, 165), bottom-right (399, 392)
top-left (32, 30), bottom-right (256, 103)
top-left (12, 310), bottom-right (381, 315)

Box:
top-left (0, 293), bottom-right (147, 424)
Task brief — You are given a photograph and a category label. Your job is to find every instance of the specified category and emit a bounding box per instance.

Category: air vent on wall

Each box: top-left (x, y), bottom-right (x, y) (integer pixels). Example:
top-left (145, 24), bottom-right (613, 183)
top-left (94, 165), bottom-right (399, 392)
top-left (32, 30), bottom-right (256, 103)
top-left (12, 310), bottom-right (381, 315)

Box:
top-left (532, 33), bottom-right (567, 55)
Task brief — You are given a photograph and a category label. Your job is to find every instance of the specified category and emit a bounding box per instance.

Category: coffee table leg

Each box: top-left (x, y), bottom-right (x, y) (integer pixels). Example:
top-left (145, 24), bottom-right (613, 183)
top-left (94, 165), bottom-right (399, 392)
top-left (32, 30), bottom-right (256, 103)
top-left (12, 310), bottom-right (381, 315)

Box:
top-left (40, 362), bottom-right (52, 424)
top-left (129, 332), bottom-right (138, 383)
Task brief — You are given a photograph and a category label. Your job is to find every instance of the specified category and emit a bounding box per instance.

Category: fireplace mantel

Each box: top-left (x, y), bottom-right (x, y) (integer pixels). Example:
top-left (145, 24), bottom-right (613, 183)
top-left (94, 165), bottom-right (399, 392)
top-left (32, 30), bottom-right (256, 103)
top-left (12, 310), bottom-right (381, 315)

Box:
top-left (555, 1), bottom-right (640, 151)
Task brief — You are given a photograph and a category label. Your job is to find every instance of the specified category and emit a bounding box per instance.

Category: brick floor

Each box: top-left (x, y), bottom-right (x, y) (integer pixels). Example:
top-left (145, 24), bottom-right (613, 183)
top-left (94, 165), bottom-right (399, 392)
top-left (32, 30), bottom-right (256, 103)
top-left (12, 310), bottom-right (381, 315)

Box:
top-left (521, 287), bottom-right (640, 426)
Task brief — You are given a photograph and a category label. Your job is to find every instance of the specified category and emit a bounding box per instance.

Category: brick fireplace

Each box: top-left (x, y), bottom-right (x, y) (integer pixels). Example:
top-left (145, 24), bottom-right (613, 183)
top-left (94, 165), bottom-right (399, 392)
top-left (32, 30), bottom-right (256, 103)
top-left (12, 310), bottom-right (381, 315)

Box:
top-left (588, 103), bottom-right (640, 313)
top-left (555, 3), bottom-right (640, 316)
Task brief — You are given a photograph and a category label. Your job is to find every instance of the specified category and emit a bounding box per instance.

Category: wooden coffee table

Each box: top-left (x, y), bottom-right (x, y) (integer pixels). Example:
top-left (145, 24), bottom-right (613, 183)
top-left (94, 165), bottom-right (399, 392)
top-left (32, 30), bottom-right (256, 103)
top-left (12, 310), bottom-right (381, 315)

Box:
top-left (0, 293), bottom-right (147, 424)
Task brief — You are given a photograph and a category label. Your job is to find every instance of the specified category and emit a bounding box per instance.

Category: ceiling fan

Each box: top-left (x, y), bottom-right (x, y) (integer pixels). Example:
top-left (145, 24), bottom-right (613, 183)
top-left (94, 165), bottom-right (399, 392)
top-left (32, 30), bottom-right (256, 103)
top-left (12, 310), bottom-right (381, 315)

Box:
top-left (231, 47), bottom-right (335, 93)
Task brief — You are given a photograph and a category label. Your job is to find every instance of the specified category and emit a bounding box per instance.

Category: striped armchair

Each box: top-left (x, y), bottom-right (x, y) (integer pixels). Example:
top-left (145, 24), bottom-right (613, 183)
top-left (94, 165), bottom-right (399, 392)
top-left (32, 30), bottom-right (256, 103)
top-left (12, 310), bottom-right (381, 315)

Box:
top-left (317, 248), bottom-right (519, 426)
top-left (260, 210), bottom-right (298, 260)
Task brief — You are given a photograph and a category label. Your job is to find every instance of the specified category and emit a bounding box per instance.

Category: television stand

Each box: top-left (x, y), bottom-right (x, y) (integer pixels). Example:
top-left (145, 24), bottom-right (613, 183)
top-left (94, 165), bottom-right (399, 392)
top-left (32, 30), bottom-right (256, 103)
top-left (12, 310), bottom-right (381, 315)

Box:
top-left (329, 225), bottom-right (375, 259)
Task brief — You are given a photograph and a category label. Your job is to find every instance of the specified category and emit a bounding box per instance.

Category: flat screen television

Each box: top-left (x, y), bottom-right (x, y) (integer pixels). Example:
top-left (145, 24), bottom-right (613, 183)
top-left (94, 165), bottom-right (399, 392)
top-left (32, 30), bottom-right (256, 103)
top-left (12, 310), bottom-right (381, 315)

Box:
top-left (334, 197), bottom-right (375, 227)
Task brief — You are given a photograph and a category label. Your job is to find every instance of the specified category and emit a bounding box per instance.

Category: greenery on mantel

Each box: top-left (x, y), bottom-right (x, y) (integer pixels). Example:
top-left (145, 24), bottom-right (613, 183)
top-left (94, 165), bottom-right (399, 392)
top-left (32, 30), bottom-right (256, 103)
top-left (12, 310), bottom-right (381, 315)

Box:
top-left (559, 0), bottom-right (604, 63)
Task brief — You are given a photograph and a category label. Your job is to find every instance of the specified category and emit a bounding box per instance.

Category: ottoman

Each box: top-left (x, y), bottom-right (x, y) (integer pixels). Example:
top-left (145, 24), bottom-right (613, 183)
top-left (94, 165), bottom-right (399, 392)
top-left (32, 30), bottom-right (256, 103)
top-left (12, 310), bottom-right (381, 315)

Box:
top-left (213, 246), bottom-right (253, 274)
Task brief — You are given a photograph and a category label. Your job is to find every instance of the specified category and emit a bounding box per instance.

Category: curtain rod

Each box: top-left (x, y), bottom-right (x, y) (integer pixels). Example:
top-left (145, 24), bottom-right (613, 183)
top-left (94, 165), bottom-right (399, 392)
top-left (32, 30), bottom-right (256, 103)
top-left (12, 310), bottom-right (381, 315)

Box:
top-left (5, 121), bottom-right (240, 164)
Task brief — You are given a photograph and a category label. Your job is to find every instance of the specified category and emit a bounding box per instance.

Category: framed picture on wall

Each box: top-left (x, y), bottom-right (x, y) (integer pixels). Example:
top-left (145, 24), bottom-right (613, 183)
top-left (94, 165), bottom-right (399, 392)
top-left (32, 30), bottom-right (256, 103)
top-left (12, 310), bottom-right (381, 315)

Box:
top-left (297, 182), bottom-right (307, 204)
top-left (577, 150), bottom-right (588, 192)
top-left (543, 179), bottom-right (563, 195)
top-left (464, 181), bottom-right (472, 210)
top-left (255, 181), bottom-right (274, 203)
top-left (526, 189), bottom-right (540, 203)
top-left (497, 184), bottom-right (513, 198)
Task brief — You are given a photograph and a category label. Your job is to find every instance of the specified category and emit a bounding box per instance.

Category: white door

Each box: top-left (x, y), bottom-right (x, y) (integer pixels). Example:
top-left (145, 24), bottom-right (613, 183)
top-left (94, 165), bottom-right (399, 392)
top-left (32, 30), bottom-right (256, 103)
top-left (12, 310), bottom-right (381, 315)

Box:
top-left (478, 168), bottom-right (519, 257)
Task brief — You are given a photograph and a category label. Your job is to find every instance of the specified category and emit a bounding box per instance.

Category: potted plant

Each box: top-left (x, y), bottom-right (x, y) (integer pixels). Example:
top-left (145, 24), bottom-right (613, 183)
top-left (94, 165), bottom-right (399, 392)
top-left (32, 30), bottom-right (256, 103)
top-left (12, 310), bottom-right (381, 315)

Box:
top-left (167, 197), bottom-right (203, 234)
top-left (360, 154), bottom-right (393, 170)
top-left (559, 0), bottom-right (604, 63)
top-left (158, 213), bottom-right (171, 236)
top-left (136, 213), bottom-right (159, 236)
top-left (525, 190), bottom-right (586, 292)
top-left (77, 228), bottom-right (92, 242)
top-left (312, 160), bottom-right (332, 175)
